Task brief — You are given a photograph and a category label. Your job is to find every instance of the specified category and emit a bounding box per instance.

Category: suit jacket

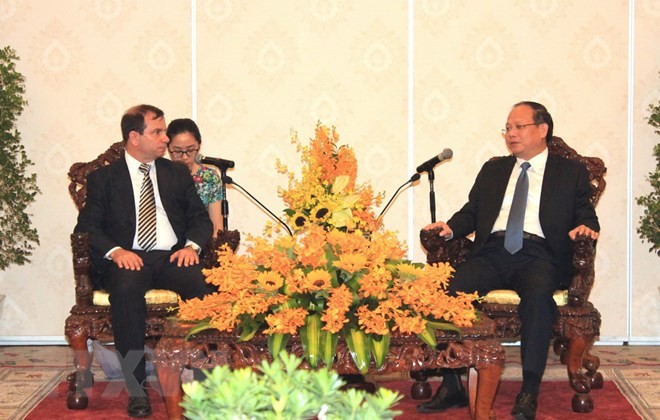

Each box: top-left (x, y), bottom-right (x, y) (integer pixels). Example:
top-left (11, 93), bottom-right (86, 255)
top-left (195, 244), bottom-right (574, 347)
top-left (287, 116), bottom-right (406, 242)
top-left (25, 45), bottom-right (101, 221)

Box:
top-left (447, 153), bottom-right (599, 278)
top-left (75, 154), bottom-right (212, 283)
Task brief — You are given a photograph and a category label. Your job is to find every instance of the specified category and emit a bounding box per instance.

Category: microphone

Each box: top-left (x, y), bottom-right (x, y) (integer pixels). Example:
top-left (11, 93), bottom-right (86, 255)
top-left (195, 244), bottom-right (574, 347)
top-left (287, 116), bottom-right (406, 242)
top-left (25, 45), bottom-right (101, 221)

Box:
top-left (195, 154), bottom-right (235, 169)
top-left (416, 148), bottom-right (453, 173)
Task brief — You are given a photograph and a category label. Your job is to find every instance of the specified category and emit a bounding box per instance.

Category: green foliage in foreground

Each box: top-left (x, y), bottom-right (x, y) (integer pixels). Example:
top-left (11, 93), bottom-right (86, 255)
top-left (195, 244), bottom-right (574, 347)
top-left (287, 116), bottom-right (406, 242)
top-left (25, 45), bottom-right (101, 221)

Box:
top-left (181, 352), bottom-right (403, 420)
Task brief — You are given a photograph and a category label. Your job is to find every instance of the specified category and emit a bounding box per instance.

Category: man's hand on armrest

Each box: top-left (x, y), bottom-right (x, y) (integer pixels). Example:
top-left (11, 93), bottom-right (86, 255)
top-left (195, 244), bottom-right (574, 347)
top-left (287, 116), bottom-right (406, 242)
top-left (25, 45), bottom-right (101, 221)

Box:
top-left (423, 221), bottom-right (454, 240)
top-left (568, 225), bottom-right (599, 241)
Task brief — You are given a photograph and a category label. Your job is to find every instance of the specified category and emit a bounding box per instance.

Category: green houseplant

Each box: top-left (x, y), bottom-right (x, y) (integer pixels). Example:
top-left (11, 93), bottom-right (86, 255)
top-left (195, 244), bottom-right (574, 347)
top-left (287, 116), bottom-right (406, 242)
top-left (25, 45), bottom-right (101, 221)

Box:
top-left (0, 46), bottom-right (40, 269)
top-left (181, 351), bottom-right (403, 419)
top-left (636, 77), bottom-right (660, 256)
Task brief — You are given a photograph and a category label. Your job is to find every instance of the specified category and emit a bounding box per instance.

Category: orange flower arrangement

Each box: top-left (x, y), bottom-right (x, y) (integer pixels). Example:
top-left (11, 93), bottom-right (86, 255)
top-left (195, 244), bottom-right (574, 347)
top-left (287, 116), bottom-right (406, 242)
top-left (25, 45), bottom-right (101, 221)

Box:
top-left (177, 123), bottom-right (478, 373)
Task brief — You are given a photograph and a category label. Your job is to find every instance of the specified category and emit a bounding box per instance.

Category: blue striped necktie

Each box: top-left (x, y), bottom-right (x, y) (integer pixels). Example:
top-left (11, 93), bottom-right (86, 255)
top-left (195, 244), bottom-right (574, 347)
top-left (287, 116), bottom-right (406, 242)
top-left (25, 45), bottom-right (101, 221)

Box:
top-left (504, 161), bottom-right (531, 254)
top-left (137, 164), bottom-right (157, 251)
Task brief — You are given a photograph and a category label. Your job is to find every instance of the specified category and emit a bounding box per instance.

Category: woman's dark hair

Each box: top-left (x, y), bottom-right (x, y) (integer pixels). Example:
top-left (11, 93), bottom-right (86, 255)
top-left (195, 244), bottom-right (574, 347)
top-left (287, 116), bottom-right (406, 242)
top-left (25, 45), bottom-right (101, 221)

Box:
top-left (515, 101), bottom-right (553, 143)
top-left (166, 118), bottom-right (202, 144)
top-left (120, 104), bottom-right (164, 142)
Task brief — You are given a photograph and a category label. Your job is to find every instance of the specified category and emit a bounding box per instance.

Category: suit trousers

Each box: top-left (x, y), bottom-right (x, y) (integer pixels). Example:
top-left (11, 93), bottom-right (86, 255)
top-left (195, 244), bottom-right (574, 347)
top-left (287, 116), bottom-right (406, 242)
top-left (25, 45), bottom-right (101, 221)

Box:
top-left (104, 250), bottom-right (208, 395)
top-left (447, 236), bottom-right (561, 381)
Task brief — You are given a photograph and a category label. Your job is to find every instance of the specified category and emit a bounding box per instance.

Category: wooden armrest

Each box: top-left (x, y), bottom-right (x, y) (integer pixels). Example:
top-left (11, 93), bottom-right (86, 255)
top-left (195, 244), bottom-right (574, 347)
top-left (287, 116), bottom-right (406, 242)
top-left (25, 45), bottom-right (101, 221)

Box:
top-left (202, 229), bottom-right (241, 269)
top-left (70, 232), bottom-right (94, 306)
top-left (420, 227), bottom-right (473, 267)
top-left (568, 235), bottom-right (597, 307)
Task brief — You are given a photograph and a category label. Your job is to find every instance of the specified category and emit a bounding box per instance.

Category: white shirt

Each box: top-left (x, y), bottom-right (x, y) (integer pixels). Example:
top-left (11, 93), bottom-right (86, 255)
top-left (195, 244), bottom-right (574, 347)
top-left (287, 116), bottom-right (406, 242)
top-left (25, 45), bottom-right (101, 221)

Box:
top-left (125, 154), bottom-right (178, 251)
top-left (491, 148), bottom-right (547, 238)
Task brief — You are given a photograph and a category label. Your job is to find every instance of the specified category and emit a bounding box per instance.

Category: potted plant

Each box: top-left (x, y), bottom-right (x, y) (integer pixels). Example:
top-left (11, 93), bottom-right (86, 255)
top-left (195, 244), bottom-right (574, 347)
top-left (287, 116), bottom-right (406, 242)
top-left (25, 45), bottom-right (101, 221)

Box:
top-left (637, 74), bottom-right (660, 256)
top-left (181, 351), bottom-right (403, 419)
top-left (0, 46), bottom-right (40, 270)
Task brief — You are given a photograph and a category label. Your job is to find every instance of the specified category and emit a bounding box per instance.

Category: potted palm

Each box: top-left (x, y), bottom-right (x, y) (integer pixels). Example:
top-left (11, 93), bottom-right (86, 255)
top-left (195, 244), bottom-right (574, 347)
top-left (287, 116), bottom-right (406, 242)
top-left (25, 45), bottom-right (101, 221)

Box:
top-left (637, 75), bottom-right (660, 255)
top-left (0, 46), bottom-right (40, 270)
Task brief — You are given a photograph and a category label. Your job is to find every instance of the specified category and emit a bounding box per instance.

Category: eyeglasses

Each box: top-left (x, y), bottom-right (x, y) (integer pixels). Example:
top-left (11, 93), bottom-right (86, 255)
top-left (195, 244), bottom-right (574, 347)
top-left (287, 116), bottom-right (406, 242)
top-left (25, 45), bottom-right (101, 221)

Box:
top-left (169, 148), bottom-right (199, 158)
top-left (501, 123), bottom-right (539, 135)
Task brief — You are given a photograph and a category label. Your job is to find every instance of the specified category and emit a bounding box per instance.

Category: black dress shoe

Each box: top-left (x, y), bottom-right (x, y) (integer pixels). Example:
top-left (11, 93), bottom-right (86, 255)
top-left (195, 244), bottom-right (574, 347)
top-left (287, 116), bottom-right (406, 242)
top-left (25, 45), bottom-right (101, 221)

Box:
top-left (127, 395), bottom-right (152, 418)
top-left (416, 386), bottom-right (469, 413)
top-left (511, 392), bottom-right (537, 420)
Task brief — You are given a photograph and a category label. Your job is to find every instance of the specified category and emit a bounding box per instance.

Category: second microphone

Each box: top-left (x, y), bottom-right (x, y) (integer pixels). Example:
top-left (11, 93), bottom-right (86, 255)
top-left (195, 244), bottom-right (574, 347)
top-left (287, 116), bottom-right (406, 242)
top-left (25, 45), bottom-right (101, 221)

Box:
top-left (195, 154), bottom-right (235, 169)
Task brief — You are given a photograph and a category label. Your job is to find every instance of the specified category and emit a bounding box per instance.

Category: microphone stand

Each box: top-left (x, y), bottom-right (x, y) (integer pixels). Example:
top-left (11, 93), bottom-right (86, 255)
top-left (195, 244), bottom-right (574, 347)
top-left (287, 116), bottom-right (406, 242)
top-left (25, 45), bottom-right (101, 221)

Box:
top-left (427, 169), bottom-right (436, 223)
top-left (219, 167), bottom-right (230, 230)
top-left (221, 175), bottom-right (293, 237)
top-left (377, 173), bottom-right (420, 220)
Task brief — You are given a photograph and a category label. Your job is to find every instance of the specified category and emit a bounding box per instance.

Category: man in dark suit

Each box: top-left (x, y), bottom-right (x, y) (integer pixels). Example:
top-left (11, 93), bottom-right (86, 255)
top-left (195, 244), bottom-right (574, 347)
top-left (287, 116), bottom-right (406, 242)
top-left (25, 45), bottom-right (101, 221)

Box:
top-left (75, 104), bottom-right (212, 418)
top-left (417, 101), bottom-right (599, 419)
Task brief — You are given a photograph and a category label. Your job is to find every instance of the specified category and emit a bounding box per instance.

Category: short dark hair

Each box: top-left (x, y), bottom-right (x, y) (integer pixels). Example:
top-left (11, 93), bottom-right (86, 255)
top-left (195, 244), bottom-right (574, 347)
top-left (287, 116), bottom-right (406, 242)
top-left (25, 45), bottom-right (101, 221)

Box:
top-left (166, 118), bottom-right (202, 144)
top-left (120, 104), bottom-right (164, 142)
top-left (514, 101), bottom-right (553, 142)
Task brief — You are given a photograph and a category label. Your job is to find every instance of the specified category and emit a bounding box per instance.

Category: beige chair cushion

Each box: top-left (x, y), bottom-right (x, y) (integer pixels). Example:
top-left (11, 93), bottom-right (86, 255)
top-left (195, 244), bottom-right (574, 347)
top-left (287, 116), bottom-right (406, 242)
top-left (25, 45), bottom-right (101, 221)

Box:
top-left (92, 289), bottom-right (180, 306)
top-left (483, 289), bottom-right (568, 306)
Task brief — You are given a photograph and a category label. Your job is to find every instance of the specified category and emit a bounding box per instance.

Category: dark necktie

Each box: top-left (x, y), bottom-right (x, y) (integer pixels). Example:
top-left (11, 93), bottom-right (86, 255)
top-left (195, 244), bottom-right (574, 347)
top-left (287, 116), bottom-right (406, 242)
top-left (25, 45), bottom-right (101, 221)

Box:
top-left (504, 161), bottom-right (531, 254)
top-left (137, 163), bottom-right (157, 251)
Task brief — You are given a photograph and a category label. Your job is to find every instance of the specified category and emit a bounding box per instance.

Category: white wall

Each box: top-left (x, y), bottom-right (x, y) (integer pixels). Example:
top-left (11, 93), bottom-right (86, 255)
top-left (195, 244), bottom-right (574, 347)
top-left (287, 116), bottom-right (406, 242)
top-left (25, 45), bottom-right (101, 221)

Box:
top-left (0, 0), bottom-right (658, 344)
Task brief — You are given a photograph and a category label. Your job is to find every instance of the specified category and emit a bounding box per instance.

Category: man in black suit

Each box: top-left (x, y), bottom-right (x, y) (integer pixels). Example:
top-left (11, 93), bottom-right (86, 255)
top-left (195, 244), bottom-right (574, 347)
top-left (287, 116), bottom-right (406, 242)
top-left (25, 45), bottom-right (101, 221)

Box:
top-left (75, 104), bottom-right (212, 418)
top-left (417, 101), bottom-right (599, 419)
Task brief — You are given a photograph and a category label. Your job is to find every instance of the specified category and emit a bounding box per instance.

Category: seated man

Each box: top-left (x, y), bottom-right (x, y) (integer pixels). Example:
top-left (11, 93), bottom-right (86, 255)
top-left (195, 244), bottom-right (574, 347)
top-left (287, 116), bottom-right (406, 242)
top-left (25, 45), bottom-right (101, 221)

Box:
top-left (417, 101), bottom-right (599, 419)
top-left (75, 104), bottom-right (212, 418)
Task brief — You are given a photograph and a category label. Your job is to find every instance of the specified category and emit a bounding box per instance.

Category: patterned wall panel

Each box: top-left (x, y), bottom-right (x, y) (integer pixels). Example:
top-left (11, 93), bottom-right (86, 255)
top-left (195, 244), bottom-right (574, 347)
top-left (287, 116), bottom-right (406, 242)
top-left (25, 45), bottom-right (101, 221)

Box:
top-left (195, 0), bottom-right (409, 238)
top-left (631, 0), bottom-right (660, 340)
top-left (0, 0), bottom-right (657, 342)
top-left (413, 0), bottom-right (630, 340)
top-left (0, 0), bottom-right (193, 336)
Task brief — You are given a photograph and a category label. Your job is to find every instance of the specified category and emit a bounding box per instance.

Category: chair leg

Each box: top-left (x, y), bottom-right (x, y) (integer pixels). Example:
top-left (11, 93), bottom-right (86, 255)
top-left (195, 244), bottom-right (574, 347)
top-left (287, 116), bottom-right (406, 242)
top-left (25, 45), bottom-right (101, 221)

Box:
top-left (583, 347), bottom-right (603, 389)
top-left (565, 335), bottom-right (594, 413)
top-left (553, 337), bottom-right (568, 363)
top-left (409, 369), bottom-right (434, 400)
top-left (66, 332), bottom-right (94, 409)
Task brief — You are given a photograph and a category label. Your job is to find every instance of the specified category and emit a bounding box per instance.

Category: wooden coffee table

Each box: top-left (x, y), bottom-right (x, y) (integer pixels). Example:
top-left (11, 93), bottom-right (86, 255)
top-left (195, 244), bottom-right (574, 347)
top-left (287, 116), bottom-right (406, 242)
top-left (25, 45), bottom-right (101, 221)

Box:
top-left (153, 315), bottom-right (504, 420)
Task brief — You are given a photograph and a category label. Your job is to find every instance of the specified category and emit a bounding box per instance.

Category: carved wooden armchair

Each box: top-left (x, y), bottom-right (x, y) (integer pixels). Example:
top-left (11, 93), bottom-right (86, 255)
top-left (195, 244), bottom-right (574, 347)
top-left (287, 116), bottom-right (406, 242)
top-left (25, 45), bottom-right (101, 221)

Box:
top-left (65, 142), bottom-right (240, 409)
top-left (420, 137), bottom-right (606, 413)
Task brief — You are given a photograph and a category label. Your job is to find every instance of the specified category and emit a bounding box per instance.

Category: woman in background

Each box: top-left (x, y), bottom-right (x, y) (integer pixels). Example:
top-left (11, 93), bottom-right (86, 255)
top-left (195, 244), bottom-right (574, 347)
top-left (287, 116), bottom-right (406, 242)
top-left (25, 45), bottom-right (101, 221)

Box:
top-left (166, 118), bottom-right (223, 237)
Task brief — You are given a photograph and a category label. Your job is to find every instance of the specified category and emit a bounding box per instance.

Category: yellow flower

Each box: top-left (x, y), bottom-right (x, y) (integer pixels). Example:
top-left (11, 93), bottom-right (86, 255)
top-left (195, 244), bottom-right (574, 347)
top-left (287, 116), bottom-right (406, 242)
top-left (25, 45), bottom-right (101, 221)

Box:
top-left (358, 266), bottom-right (392, 299)
top-left (257, 271), bottom-right (284, 291)
top-left (310, 204), bottom-right (330, 224)
top-left (356, 305), bottom-right (390, 335)
top-left (305, 269), bottom-right (332, 291)
top-left (332, 175), bottom-right (350, 194)
top-left (291, 212), bottom-right (309, 229)
top-left (395, 263), bottom-right (426, 280)
top-left (263, 307), bottom-right (308, 335)
top-left (329, 207), bottom-right (354, 229)
top-left (333, 253), bottom-right (368, 273)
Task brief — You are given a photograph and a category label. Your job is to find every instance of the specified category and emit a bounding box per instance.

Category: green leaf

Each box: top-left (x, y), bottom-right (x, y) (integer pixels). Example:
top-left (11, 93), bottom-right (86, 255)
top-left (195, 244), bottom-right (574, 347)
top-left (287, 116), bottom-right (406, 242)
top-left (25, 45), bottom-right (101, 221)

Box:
top-left (184, 320), bottom-right (213, 340)
top-left (238, 317), bottom-right (260, 341)
top-left (300, 313), bottom-right (322, 368)
top-left (320, 329), bottom-right (338, 367)
top-left (425, 320), bottom-right (462, 335)
top-left (344, 327), bottom-right (372, 374)
top-left (417, 324), bottom-right (437, 347)
top-left (371, 333), bottom-right (390, 369)
top-left (267, 333), bottom-right (289, 358)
